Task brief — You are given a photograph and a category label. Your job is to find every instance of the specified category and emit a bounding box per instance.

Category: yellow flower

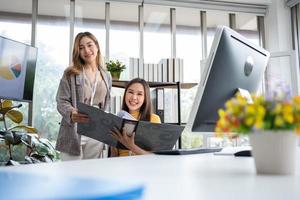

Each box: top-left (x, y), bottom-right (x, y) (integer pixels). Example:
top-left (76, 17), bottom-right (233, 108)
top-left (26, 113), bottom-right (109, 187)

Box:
top-left (274, 116), bottom-right (284, 127)
top-left (244, 116), bottom-right (254, 126)
top-left (254, 119), bottom-right (264, 129)
top-left (274, 104), bottom-right (283, 114)
top-left (245, 105), bottom-right (255, 115)
top-left (215, 92), bottom-right (300, 136)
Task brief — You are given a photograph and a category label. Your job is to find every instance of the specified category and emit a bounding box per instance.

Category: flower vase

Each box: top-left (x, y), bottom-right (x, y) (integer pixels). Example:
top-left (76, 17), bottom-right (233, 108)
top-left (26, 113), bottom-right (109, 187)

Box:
top-left (249, 131), bottom-right (297, 175)
top-left (110, 71), bottom-right (121, 80)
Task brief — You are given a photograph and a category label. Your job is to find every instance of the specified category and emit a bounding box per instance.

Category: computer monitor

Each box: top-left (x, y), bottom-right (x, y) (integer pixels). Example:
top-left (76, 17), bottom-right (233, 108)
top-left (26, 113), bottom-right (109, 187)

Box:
top-left (0, 36), bottom-right (37, 102)
top-left (186, 26), bottom-right (270, 134)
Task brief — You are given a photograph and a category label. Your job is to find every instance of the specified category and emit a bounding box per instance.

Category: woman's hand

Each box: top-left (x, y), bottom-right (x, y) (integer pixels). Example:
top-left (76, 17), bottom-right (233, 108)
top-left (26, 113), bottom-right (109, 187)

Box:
top-left (71, 109), bottom-right (89, 123)
top-left (110, 127), bottom-right (150, 155)
top-left (110, 127), bottom-right (135, 150)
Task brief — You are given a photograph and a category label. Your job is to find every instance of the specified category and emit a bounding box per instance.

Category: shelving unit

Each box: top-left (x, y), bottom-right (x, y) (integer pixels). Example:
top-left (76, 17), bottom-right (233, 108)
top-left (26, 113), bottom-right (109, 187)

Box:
top-left (112, 80), bottom-right (197, 148)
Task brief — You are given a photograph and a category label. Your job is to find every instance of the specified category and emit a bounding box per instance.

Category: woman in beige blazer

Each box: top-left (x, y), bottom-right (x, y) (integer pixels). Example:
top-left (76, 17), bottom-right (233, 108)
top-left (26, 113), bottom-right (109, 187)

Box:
top-left (56, 32), bottom-right (112, 161)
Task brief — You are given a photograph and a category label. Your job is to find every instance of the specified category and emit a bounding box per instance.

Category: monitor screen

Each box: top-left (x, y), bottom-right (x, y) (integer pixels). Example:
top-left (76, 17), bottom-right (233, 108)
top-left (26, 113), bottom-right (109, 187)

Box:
top-left (0, 36), bottom-right (37, 102)
top-left (186, 26), bottom-right (270, 133)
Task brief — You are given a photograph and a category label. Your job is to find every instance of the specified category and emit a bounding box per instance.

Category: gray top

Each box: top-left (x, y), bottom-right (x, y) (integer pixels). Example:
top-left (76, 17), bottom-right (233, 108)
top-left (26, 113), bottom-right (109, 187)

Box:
top-left (55, 66), bottom-right (112, 156)
top-left (82, 70), bottom-right (107, 108)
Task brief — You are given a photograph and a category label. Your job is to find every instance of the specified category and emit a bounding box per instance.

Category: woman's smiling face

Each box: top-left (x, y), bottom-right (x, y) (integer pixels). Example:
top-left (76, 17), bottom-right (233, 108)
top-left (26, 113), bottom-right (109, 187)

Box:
top-left (125, 83), bottom-right (145, 113)
top-left (79, 36), bottom-right (98, 65)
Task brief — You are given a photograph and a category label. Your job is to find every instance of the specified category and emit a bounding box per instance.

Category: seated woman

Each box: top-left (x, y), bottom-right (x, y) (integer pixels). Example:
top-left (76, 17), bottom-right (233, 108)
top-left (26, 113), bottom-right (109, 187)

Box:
top-left (110, 78), bottom-right (161, 156)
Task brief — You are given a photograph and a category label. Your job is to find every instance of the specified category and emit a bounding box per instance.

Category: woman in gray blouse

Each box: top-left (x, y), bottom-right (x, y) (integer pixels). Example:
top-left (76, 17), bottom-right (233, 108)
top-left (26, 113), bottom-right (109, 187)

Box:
top-left (56, 32), bottom-right (112, 161)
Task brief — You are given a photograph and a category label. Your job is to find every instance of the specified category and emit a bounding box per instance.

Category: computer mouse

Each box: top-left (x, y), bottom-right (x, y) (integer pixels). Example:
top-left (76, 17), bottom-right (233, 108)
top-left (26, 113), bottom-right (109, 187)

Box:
top-left (234, 150), bottom-right (252, 157)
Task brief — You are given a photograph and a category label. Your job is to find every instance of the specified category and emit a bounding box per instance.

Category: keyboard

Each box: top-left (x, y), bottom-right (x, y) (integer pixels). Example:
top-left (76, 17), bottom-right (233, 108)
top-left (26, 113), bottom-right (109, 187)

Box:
top-left (153, 147), bottom-right (222, 155)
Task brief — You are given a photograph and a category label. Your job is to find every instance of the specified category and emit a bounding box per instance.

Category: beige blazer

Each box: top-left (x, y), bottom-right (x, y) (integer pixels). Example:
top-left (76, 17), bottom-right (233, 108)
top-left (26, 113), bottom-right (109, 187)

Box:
top-left (55, 67), bottom-right (112, 156)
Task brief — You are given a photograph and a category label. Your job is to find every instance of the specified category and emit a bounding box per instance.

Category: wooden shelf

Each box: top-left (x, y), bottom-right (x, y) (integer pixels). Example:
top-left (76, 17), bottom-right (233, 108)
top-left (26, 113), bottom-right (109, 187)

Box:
top-left (112, 80), bottom-right (197, 89)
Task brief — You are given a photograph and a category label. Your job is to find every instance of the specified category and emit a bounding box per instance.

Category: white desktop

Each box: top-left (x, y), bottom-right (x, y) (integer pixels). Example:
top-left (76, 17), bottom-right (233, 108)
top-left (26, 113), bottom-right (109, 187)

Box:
top-left (0, 150), bottom-right (300, 200)
top-left (185, 26), bottom-right (269, 147)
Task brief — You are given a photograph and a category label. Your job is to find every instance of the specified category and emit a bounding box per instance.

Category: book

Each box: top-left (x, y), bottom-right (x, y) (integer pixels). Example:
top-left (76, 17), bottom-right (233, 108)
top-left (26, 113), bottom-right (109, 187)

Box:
top-left (167, 58), bottom-right (174, 82)
top-left (143, 63), bottom-right (149, 81)
top-left (153, 63), bottom-right (158, 82)
top-left (129, 57), bottom-right (134, 79)
top-left (0, 171), bottom-right (144, 200)
top-left (77, 102), bottom-right (184, 151)
top-left (155, 88), bottom-right (165, 123)
top-left (148, 63), bottom-right (154, 82)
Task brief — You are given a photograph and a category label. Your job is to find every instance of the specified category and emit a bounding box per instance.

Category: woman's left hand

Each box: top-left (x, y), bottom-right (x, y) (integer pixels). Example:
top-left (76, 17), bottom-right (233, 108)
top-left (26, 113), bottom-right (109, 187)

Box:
top-left (110, 127), bottom-right (135, 150)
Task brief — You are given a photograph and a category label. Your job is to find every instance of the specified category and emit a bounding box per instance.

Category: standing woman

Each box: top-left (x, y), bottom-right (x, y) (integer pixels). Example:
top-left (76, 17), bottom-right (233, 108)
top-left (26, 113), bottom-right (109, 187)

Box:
top-left (56, 32), bottom-right (112, 161)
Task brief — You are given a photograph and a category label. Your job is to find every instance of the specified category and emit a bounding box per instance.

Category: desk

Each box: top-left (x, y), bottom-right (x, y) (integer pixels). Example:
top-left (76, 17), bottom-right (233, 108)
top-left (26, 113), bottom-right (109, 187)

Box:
top-left (1, 152), bottom-right (300, 200)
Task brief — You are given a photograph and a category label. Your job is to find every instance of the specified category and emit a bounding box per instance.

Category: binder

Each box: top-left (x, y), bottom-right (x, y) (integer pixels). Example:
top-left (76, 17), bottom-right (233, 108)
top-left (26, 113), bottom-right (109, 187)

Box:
top-left (160, 59), bottom-right (168, 82)
top-left (133, 58), bottom-right (139, 78)
top-left (143, 63), bottom-right (149, 81)
top-left (77, 102), bottom-right (184, 151)
top-left (148, 63), bottom-right (154, 82)
top-left (153, 63), bottom-right (158, 82)
top-left (129, 57), bottom-right (134, 79)
top-left (156, 88), bottom-right (165, 123)
top-left (179, 58), bottom-right (184, 82)
top-left (167, 58), bottom-right (174, 82)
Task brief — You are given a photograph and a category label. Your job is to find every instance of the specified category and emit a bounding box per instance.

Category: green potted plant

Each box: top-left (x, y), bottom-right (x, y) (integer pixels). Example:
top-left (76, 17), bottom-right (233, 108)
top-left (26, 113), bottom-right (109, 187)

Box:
top-left (215, 92), bottom-right (300, 175)
top-left (0, 100), bottom-right (60, 165)
top-left (106, 60), bottom-right (126, 80)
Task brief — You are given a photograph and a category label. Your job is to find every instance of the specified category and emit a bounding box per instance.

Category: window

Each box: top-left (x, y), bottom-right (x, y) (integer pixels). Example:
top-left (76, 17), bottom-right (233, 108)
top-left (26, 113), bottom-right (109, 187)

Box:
top-left (110, 2), bottom-right (139, 80)
top-left (34, 0), bottom-right (70, 140)
top-left (236, 13), bottom-right (259, 45)
top-left (144, 4), bottom-right (171, 63)
top-left (74, 0), bottom-right (106, 58)
top-left (207, 11), bottom-right (229, 53)
top-left (176, 7), bottom-right (201, 123)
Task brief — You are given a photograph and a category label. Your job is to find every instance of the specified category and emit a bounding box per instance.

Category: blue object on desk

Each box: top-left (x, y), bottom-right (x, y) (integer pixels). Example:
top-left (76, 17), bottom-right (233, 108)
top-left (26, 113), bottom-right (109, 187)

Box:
top-left (0, 171), bottom-right (144, 200)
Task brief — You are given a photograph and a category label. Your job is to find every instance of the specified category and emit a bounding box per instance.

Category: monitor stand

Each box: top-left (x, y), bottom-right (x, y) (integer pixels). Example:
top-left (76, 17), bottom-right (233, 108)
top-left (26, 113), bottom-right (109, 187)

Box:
top-left (237, 88), bottom-right (253, 103)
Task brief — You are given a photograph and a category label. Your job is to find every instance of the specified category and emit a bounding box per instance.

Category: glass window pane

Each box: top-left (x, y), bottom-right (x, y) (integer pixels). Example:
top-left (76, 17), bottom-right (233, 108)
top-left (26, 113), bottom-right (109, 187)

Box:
top-left (144, 4), bottom-right (171, 63)
top-left (34, 0), bottom-right (70, 140)
top-left (176, 8), bottom-right (201, 82)
top-left (74, 0), bottom-right (106, 58)
top-left (266, 56), bottom-right (294, 96)
top-left (236, 13), bottom-right (259, 45)
top-left (207, 11), bottom-right (229, 53)
top-left (110, 2), bottom-right (139, 80)
top-left (176, 7), bottom-right (201, 124)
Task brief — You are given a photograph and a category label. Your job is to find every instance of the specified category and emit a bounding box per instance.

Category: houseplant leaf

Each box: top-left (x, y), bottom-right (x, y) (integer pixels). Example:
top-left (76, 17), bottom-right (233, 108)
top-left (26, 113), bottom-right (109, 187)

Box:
top-left (1, 100), bottom-right (12, 108)
top-left (0, 100), bottom-right (20, 115)
top-left (9, 125), bottom-right (37, 133)
top-left (6, 110), bottom-right (23, 123)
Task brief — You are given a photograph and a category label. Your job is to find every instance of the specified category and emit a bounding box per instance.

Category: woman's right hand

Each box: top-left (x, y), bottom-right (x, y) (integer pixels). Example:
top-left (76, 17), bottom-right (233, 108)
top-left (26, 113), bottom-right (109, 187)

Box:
top-left (71, 109), bottom-right (89, 123)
